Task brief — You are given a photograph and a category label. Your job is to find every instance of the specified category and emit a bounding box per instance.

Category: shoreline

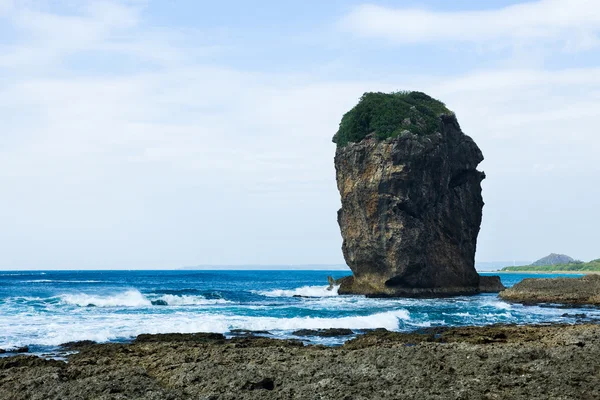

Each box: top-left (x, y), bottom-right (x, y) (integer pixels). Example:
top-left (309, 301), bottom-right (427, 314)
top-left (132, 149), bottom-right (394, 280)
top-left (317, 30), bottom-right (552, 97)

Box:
top-left (1, 323), bottom-right (600, 399)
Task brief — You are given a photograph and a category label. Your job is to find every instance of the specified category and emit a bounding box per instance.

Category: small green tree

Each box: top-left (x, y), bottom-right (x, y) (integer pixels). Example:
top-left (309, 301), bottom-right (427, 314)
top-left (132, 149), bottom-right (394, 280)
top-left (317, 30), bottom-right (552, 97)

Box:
top-left (333, 91), bottom-right (452, 147)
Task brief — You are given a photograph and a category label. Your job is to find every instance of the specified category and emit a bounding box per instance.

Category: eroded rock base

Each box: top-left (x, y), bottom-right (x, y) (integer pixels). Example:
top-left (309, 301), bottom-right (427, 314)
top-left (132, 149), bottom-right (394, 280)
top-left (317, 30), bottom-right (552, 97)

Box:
top-left (336, 274), bottom-right (505, 297)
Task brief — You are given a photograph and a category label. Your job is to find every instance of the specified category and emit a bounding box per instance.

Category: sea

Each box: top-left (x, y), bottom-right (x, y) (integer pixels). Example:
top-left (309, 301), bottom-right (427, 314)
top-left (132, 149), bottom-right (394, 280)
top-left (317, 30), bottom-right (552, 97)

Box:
top-left (1, 270), bottom-right (597, 355)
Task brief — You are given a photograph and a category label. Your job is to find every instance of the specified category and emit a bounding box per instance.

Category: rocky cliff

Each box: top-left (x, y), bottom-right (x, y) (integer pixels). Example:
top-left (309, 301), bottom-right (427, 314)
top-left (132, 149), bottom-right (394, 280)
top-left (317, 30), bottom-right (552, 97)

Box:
top-left (334, 91), bottom-right (503, 297)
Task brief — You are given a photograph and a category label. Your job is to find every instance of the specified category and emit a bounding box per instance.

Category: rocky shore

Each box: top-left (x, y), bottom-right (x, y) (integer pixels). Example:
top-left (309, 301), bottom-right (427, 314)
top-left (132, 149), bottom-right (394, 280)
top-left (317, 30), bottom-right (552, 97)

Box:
top-left (500, 274), bottom-right (600, 305)
top-left (2, 324), bottom-right (600, 399)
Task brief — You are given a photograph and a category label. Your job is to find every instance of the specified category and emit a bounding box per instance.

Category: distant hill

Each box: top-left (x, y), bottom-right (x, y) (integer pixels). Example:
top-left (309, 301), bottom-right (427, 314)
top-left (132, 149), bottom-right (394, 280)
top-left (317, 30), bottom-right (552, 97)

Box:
top-left (501, 258), bottom-right (600, 272)
top-left (530, 253), bottom-right (579, 266)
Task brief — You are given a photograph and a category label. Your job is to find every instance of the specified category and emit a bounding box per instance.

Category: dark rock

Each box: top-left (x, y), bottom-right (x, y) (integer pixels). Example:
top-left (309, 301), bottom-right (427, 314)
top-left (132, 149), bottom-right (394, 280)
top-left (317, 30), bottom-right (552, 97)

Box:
top-left (292, 328), bottom-right (354, 337)
top-left (327, 275), bottom-right (336, 290)
top-left (229, 329), bottom-right (271, 336)
top-left (2, 346), bottom-right (30, 353)
top-left (0, 355), bottom-right (64, 370)
top-left (500, 275), bottom-right (600, 305)
top-left (229, 337), bottom-right (304, 348)
top-left (242, 377), bottom-right (275, 391)
top-left (335, 110), bottom-right (502, 296)
top-left (60, 340), bottom-right (98, 350)
top-left (561, 313), bottom-right (587, 319)
top-left (151, 299), bottom-right (169, 306)
top-left (134, 332), bottom-right (226, 344)
top-left (479, 275), bottom-right (506, 293)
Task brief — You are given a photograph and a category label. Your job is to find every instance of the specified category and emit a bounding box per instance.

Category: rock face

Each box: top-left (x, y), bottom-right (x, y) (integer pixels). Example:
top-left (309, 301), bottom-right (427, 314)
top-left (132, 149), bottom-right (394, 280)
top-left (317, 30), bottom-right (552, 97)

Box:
top-left (335, 109), bottom-right (502, 296)
top-left (500, 275), bottom-right (600, 305)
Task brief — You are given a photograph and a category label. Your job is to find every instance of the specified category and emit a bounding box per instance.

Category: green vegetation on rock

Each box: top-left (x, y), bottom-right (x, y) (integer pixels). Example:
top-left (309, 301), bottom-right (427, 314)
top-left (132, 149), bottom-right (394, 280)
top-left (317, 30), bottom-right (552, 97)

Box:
top-left (332, 91), bottom-right (452, 147)
top-left (501, 259), bottom-right (600, 272)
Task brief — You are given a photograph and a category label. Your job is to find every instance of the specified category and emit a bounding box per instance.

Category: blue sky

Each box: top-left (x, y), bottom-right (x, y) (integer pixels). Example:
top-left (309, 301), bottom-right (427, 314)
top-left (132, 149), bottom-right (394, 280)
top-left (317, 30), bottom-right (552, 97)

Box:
top-left (1, 0), bottom-right (599, 269)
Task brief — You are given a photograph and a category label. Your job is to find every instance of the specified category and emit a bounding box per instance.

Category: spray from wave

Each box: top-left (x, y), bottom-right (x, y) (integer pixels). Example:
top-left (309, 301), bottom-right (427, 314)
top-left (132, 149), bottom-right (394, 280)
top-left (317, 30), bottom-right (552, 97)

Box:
top-left (60, 290), bottom-right (152, 307)
top-left (255, 285), bottom-right (340, 297)
top-left (59, 290), bottom-right (231, 307)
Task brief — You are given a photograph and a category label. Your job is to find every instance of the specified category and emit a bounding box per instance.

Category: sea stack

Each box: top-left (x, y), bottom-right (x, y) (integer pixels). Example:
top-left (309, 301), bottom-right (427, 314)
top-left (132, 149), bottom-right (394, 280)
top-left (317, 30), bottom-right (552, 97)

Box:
top-left (333, 91), bottom-right (503, 297)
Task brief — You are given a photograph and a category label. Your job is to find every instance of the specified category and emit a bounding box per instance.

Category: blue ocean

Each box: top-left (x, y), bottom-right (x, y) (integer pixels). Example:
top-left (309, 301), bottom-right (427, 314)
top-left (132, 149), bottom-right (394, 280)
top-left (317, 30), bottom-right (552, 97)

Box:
top-left (0, 270), bottom-right (595, 354)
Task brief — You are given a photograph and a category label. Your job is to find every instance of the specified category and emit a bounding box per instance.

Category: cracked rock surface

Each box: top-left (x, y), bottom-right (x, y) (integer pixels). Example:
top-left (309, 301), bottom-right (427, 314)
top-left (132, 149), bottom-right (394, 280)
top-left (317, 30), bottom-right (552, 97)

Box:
top-left (335, 115), bottom-right (503, 296)
top-left (1, 325), bottom-right (599, 400)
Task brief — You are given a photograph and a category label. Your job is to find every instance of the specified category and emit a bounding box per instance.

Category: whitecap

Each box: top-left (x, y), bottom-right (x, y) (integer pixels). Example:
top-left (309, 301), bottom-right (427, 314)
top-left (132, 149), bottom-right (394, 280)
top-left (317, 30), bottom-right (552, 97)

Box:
top-left (150, 294), bottom-right (231, 306)
top-left (0, 308), bottom-right (411, 348)
top-left (60, 290), bottom-right (152, 307)
top-left (254, 285), bottom-right (340, 297)
top-left (230, 309), bottom-right (411, 331)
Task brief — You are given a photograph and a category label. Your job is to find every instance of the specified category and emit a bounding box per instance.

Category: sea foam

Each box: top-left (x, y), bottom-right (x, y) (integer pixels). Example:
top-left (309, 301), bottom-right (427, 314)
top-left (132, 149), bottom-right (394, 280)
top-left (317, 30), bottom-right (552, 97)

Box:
top-left (58, 290), bottom-right (230, 308)
top-left (0, 308), bottom-right (411, 348)
top-left (60, 290), bottom-right (152, 307)
top-left (255, 285), bottom-right (340, 297)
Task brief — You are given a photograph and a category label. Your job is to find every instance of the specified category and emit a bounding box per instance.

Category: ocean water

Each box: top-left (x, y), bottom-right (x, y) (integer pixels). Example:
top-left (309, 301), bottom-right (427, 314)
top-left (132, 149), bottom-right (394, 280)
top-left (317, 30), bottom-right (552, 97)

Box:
top-left (0, 270), bottom-right (596, 354)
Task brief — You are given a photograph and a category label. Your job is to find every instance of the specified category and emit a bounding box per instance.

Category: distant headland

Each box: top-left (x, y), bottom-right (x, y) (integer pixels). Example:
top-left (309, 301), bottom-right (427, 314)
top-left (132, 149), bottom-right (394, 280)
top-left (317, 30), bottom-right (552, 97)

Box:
top-left (500, 253), bottom-right (600, 273)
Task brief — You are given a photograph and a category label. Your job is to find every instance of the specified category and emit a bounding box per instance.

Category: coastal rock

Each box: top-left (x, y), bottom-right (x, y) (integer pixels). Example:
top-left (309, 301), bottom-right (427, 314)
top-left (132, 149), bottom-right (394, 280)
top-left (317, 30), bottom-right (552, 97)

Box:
top-left (291, 328), bottom-right (354, 337)
top-left (500, 274), bottom-right (600, 305)
top-left (229, 329), bottom-right (271, 337)
top-left (334, 93), bottom-right (503, 296)
top-left (1, 325), bottom-right (600, 399)
top-left (134, 332), bottom-right (226, 344)
top-left (478, 275), bottom-right (505, 293)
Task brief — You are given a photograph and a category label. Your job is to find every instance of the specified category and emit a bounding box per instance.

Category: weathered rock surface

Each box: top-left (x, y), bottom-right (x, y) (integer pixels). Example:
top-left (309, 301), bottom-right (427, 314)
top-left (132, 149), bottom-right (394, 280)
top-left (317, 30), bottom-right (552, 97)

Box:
top-left (335, 113), bottom-right (503, 296)
top-left (1, 325), bottom-right (600, 399)
top-left (500, 274), bottom-right (600, 305)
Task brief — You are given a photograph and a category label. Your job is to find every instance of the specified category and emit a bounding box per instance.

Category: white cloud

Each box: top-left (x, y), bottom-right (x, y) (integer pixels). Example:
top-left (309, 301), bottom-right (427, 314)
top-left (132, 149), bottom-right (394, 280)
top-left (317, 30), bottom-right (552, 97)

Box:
top-left (0, 0), bottom-right (12, 15)
top-left (0, 1), bottom-right (599, 267)
top-left (340, 0), bottom-right (600, 50)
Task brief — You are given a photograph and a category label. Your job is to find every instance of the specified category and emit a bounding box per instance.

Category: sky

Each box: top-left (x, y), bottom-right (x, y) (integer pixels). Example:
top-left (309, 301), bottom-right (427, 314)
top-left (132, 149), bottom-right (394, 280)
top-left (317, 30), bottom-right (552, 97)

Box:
top-left (1, 0), bottom-right (599, 269)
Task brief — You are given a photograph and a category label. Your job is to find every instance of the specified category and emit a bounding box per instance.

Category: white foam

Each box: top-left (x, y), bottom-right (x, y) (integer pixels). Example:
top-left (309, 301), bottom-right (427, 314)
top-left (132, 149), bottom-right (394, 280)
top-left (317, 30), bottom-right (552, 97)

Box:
top-left (256, 285), bottom-right (340, 297)
top-left (60, 290), bottom-right (152, 307)
top-left (482, 299), bottom-right (512, 310)
top-left (0, 309), bottom-right (410, 348)
top-left (152, 294), bottom-right (231, 306)
top-left (231, 309), bottom-right (410, 331)
top-left (57, 290), bottom-right (232, 308)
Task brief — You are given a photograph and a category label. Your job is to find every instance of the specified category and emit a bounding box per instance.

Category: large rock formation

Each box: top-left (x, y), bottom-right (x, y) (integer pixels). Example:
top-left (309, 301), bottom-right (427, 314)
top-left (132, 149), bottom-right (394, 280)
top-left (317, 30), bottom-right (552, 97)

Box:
top-left (333, 91), bottom-right (503, 297)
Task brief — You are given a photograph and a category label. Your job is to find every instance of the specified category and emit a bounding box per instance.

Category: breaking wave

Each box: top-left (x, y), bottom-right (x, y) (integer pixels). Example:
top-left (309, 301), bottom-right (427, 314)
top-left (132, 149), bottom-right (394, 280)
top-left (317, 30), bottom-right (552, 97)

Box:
top-left (0, 309), bottom-right (411, 347)
top-left (60, 290), bottom-right (152, 307)
top-left (255, 285), bottom-right (340, 297)
top-left (59, 290), bottom-right (230, 307)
